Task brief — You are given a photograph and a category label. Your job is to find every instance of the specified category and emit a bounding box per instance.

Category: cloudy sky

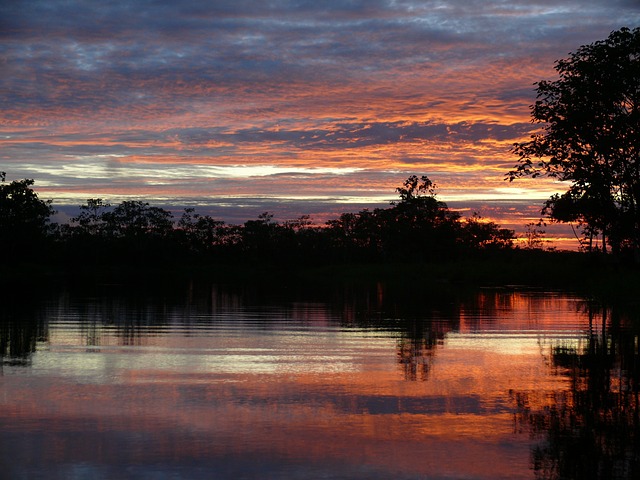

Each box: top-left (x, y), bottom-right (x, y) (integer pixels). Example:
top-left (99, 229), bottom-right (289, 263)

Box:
top-left (2, 1), bottom-right (639, 242)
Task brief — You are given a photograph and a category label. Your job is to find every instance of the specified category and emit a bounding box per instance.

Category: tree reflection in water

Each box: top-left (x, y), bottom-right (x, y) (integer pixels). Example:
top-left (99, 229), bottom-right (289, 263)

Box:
top-left (514, 303), bottom-right (640, 480)
top-left (326, 281), bottom-right (463, 381)
top-left (0, 293), bottom-right (48, 367)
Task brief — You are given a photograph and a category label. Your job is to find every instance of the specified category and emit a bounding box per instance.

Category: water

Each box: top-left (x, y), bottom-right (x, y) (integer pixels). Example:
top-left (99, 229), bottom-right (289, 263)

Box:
top-left (1, 281), bottom-right (638, 479)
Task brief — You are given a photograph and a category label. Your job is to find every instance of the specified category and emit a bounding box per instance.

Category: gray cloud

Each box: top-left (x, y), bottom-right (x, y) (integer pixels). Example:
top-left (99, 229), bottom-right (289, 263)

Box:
top-left (3, 0), bottom-right (635, 124)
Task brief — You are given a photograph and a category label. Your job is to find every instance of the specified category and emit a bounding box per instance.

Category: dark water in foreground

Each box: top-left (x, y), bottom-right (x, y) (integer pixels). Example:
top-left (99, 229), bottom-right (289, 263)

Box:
top-left (1, 282), bottom-right (638, 479)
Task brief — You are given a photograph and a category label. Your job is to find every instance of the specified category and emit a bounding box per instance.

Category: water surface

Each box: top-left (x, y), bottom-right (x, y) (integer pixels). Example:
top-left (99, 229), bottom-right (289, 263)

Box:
top-left (1, 282), bottom-right (638, 479)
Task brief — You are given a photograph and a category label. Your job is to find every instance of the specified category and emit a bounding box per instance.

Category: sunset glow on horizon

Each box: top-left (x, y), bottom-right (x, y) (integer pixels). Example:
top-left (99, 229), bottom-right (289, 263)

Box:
top-left (3, 1), bottom-right (639, 249)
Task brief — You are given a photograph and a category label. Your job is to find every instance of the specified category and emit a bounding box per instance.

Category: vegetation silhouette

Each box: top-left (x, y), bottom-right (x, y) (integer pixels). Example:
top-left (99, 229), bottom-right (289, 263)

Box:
top-left (3, 169), bottom-right (640, 303)
top-left (509, 27), bottom-right (640, 260)
top-left (1, 172), bottom-right (515, 270)
top-left (0, 171), bottom-right (55, 260)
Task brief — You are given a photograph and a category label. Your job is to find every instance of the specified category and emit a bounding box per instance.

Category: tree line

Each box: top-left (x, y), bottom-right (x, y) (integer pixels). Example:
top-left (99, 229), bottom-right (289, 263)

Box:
top-left (1, 173), bottom-right (516, 267)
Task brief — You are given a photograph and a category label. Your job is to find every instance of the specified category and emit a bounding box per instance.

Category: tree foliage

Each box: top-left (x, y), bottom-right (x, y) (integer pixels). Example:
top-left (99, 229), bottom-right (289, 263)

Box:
top-left (326, 175), bottom-right (514, 260)
top-left (509, 27), bottom-right (640, 255)
top-left (103, 201), bottom-right (174, 239)
top-left (2, 173), bottom-right (516, 266)
top-left (70, 199), bottom-right (175, 263)
top-left (72, 198), bottom-right (111, 237)
top-left (177, 208), bottom-right (226, 255)
top-left (0, 172), bottom-right (54, 258)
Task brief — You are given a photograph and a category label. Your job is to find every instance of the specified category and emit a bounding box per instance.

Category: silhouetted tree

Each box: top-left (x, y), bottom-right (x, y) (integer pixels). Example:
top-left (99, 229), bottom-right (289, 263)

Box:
top-left (72, 198), bottom-right (111, 237)
top-left (0, 172), bottom-right (520, 268)
top-left (326, 212), bottom-right (359, 259)
top-left (177, 208), bottom-right (225, 255)
top-left (103, 201), bottom-right (173, 239)
top-left (100, 201), bottom-right (174, 262)
top-left (459, 212), bottom-right (515, 250)
top-left (58, 198), bottom-right (114, 264)
top-left (286, 218), bottom-right (328, 261)
top-left (325, 175), bottom-right (515, 261)
top-left (522, 221), bottom-right (547, 250)
top-left (279, 215), bottom-right (325, 262)
top-left (325, 209), bottom-right (390, 260)
top-left (240, 212), bottom-right (278, 258)
top-left (508, 27), bottom-right (640, 258)
top-left (394, 174), bottom-right (437, 203)
top-left (0, 172), bottom-right (54, 259)
top-left (386, 175), bottom-right (462, 259)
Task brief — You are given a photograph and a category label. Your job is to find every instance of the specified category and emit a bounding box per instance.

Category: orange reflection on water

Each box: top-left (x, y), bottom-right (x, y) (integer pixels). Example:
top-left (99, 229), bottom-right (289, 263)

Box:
top-left (0, 290), bottom-right (603, 479)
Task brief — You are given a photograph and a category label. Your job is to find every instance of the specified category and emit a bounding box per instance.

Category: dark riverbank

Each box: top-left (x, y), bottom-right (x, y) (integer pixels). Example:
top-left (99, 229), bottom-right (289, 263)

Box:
top-left (303, 250), bottom-right (640, 304)
top-left (3, 249), bottom-right (639, 306)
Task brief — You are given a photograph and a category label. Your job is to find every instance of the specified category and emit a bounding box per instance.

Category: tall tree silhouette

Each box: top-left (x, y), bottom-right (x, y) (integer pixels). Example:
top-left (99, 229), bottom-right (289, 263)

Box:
top-left (386, 174), bottom-right (462, 258)
top-left (0, 172), bottom-right (54, 259)
top-left (508, 27), bottom-right (640, 257)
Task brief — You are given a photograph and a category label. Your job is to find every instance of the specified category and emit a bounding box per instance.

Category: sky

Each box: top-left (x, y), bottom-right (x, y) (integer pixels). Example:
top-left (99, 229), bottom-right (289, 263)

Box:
top-left (2, 1), bottom-right (640, 246)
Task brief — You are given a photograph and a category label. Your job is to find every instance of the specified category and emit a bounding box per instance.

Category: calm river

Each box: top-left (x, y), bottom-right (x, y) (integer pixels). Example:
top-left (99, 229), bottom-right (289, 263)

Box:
top-left (1, 280), bottom-right (638, 479)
